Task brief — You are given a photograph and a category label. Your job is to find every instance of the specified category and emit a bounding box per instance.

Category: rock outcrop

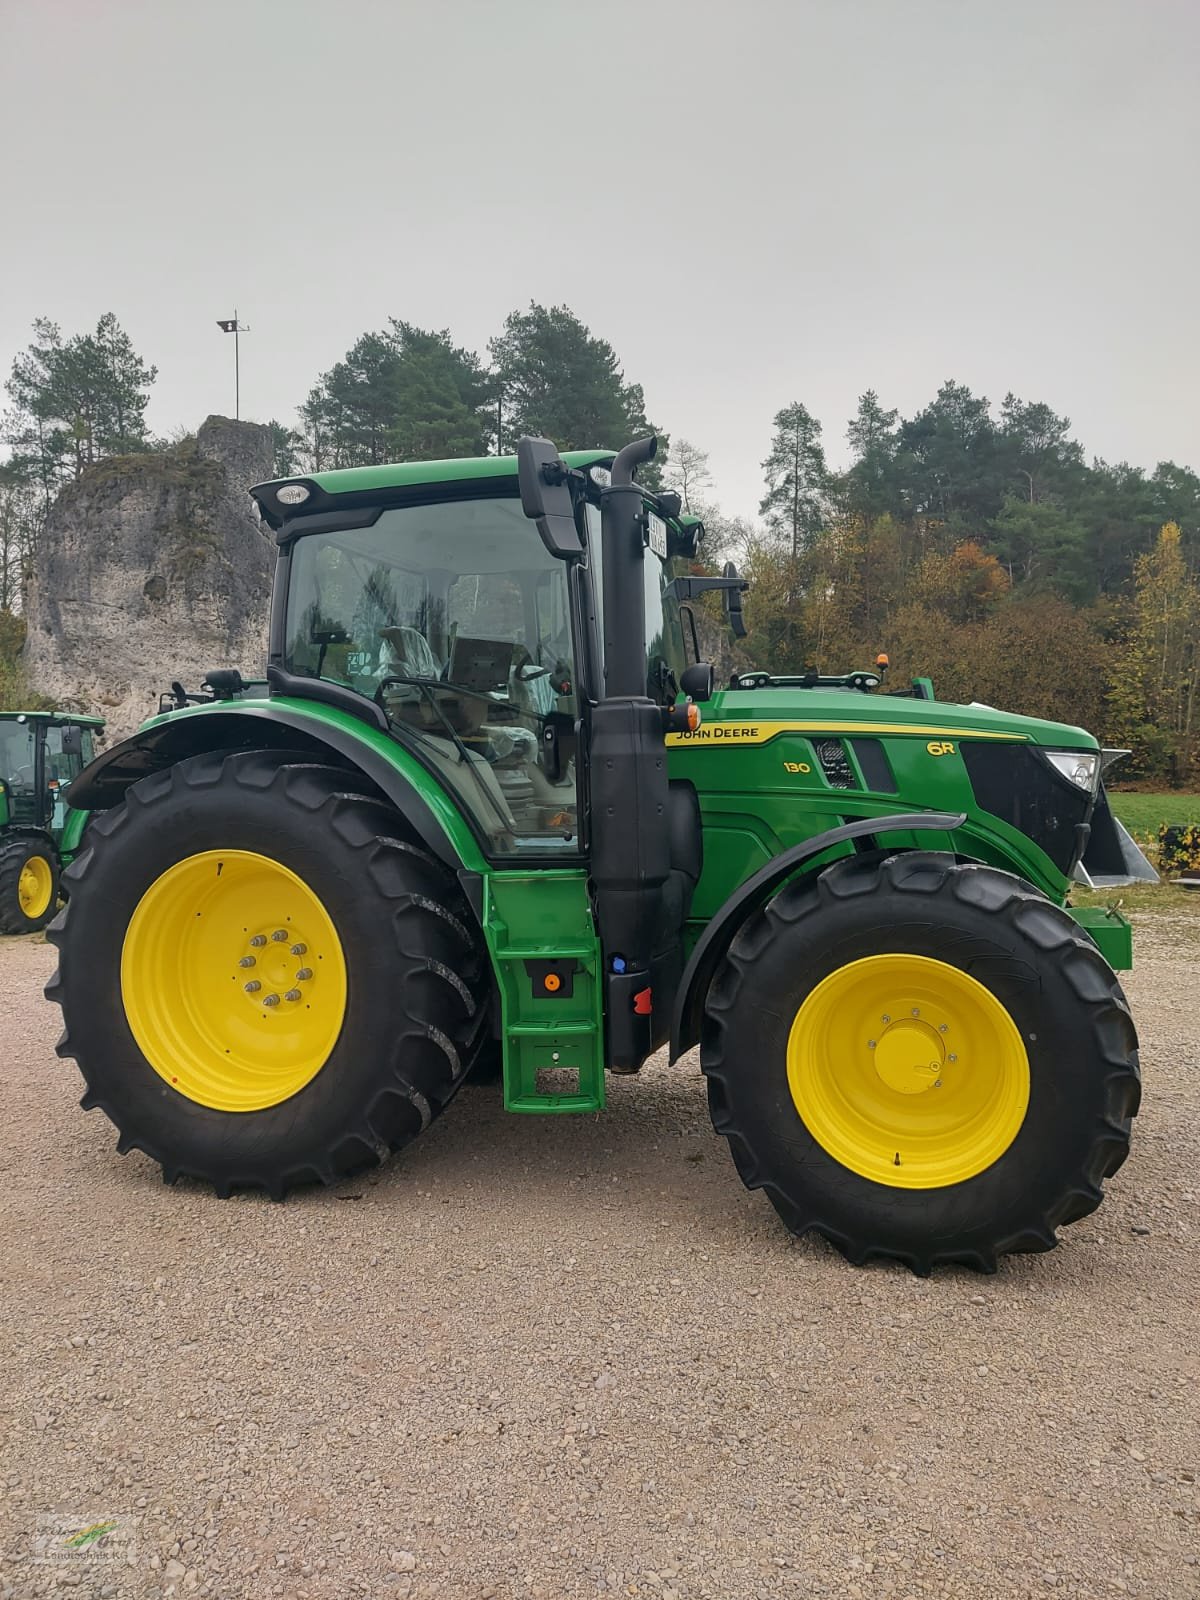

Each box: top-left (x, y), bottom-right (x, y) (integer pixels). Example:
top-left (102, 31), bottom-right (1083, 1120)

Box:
top-left (23, 416), bottom-right (275, 740)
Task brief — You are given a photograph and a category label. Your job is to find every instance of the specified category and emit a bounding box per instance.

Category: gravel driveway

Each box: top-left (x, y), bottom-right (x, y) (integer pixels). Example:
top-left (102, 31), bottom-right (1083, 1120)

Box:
top-left (1, 916), bottom-right (1198, 1600)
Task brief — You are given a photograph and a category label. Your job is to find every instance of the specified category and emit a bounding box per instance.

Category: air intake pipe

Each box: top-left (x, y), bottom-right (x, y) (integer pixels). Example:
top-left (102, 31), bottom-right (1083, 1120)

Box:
top-left (600, 436), bottom-right (656, 699)
top-left (590, 434), bottom-right (673, 1070)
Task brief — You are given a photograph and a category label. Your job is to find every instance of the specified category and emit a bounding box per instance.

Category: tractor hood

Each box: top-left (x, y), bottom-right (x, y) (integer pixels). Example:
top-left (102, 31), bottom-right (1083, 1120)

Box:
top-left (667, 687), bottom-right (1097, 752)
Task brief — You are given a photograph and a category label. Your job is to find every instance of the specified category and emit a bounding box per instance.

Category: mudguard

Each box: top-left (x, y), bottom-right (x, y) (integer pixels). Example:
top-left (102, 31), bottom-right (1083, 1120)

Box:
top-left (669, 811), bottom-right (966, 1060)
top-left (66, 704), bottom-right (466, 874)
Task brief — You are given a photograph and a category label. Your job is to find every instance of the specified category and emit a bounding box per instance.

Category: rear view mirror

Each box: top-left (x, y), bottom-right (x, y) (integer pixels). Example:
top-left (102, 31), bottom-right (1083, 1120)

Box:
top-left (722, 562), bottom-right (747, 639)
top-left (517, 437), bottom-right (583, 559)
top-left (60, 724), bottom-right (83, 758)
top-left (679, 661), bottom-right (715, 702)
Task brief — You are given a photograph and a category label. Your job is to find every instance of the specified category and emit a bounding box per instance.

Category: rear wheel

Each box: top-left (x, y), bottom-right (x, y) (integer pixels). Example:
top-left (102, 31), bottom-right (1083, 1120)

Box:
top-left (47, 751), bottom-right (489, 1196)
top-left (701, 853), bottom-right (1140, 1274)
top-left (0, 836), bottom-right (60, 934)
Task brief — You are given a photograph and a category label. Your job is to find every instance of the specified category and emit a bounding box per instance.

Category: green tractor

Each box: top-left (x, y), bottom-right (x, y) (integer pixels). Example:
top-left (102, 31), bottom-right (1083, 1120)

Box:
top-left (47, 437), bottom-right (1140, 1273)
top-left (0, 711), bottom-right (102, 934)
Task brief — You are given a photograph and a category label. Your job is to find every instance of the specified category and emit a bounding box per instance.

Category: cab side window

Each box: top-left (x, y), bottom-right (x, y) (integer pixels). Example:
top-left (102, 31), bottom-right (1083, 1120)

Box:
top-left (43, 726), bottom-right (82, 786)
top-left (643, 554), bottom-right (689, 706)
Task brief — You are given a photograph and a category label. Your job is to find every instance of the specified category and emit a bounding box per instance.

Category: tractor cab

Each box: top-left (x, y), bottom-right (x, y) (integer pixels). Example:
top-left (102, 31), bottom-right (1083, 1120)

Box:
top-left (0, 714), bottom-right (98, 832)
top-left (0, 712), bottom-right (102, 933)
top-left (267, 449), bottom-right (696, 863)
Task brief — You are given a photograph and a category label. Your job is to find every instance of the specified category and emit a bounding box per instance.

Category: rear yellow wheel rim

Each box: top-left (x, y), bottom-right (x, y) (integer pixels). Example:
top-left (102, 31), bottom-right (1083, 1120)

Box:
top-left (18, 855), bottom-right (54, 919)
top-left (787, 954), bottom-right (1029, 1189)
top-left (121, 850), bottom-right (347, 1112)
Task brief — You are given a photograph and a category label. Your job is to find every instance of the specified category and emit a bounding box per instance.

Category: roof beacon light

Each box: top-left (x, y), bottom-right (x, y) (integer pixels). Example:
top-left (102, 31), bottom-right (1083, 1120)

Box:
top-left (277, 483), bottom-right (311, 507)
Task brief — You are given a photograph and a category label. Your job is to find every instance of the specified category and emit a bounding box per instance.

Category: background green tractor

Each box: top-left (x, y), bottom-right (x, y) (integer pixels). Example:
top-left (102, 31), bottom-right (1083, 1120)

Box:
top-left (47, 438), bottom-right (1139, 1273)
top-left (0, 712), bottom-right (102, 934)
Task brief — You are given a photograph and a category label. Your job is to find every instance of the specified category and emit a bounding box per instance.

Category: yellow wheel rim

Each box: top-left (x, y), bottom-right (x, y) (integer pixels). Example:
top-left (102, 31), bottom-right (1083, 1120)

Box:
top-left (18, 854), bottom-right (54, 919)
top-left (120, 850), bottom-right (347, 1112)
top-left (787, 954), bottom-right (1030, 1189)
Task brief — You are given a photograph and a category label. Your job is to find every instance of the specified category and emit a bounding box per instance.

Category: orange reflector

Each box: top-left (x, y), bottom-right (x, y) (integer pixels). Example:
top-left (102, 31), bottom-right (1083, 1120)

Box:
top-left (686, 703), bottom-right (702, 732)
top-left (544, 973), bottom-right (561, 993)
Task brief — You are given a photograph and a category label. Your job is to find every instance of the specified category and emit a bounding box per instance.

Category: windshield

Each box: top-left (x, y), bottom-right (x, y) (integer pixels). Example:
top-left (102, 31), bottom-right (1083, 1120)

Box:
top-left (0, 721), bottom-right (36, 786)
top-left (0, 720), bottom-right (40, 825)
top-left (284, 495), bottom-right (580, 854)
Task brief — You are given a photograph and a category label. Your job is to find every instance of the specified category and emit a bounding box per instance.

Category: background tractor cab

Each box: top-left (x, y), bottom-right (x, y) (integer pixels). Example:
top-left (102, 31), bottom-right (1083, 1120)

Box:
top-left (0, 712), bottom-right (101, 933)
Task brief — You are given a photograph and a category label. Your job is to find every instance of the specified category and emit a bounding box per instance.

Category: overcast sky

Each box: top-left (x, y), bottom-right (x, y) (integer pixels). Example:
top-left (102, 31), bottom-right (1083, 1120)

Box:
top-left (1, 0), bottom-right (1196, 516)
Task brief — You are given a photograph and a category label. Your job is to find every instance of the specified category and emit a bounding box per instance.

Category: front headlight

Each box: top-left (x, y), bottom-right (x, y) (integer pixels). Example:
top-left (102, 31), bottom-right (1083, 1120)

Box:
top-left (1045, 750), bottom-right (1100, 792)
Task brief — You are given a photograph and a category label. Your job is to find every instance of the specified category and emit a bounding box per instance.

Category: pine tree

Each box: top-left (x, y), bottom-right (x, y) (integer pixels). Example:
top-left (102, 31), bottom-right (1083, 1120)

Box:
top-left (489, 303), bottom-right (665, 480)
top-left (300, 323), bottom-right (490, 469)
top-left (758, 401), bottom-right (828, 560)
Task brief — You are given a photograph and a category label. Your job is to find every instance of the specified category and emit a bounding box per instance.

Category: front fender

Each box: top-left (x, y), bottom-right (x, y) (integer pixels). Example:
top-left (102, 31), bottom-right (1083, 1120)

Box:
top-left (66, 700), bottom-right (484, 875)
top-left (669, 811), bottom-right (966, 1061)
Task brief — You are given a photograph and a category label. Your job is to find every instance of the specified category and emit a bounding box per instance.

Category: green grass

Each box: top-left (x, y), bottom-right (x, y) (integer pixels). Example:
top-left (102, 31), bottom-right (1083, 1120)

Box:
top-left (1108, 791), bottom-right (1200, 840)
top-left (1071, 881), bottom-right (1199, 914)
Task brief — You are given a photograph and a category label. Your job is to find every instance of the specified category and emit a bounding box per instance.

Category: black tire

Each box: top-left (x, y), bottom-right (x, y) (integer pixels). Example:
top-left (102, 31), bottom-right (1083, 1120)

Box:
top-left (701, 852), bottom-right (1140, 1275)
top-left (46, 750), bottom-right (491, 1197)
top-left (0, 834), bottom-right (60, 934)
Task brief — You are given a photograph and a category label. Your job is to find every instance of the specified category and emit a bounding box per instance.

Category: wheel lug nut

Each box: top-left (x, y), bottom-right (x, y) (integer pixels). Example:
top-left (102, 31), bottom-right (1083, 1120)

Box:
top-left (271, 929), bottom-right (289, 942)
top-left (295, 967), bottom-right (313, 981)
top-left (290, 943), bottom-right (307, 956)
top-left (244, 980), bottom-right (261, 994)
top-left (238, 956), bottom-right (256, 969)
top-left (881, 1014), bottom-right (891, 1024)
top-left (263, 993), bottom-right (281, 1008)
top-left (867, 1039), bottom-right (876, 1049)
top-left (284, 989), bottom-right (302, 1003)
top-left (939, 1024), bottom-right (948, 1033)
top-left (911, 1008), bottom-right (920, 1017)
top-left (249, 935), bottom-right (267, 948)
top-left (949, 1053), bottom-right (958, 1063)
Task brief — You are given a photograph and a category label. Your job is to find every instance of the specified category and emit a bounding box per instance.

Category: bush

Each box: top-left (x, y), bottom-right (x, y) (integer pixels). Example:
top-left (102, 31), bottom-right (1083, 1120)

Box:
top-left (1159, 824), bottom-right (1200, 875)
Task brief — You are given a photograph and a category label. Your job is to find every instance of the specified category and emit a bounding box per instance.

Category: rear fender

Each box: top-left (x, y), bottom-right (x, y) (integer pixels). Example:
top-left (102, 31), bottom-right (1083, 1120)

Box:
top-left (66, 705), bottom-right (468, 875)
top-left (670, 811), bottom-right (966, 1060)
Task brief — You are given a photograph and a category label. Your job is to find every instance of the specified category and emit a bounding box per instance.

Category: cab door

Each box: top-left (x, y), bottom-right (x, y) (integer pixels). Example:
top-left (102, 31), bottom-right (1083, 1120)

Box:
top-left (43, 724), bottom-right (86, 837)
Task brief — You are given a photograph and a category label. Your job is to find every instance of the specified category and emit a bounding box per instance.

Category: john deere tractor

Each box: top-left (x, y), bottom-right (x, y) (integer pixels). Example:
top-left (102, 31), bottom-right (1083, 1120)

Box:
top-left (0, 711), bottom-right (102, 934)
top-left (46, 437), bottom-right (1141, 1273)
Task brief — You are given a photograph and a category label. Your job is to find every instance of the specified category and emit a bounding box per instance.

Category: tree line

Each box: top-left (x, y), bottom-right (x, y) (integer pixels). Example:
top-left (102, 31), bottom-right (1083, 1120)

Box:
top-left (1, 308), bottom-right (1197, 783)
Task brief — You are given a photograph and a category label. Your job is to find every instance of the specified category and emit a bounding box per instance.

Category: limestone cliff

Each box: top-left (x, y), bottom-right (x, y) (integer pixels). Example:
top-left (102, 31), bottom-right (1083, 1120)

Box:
top-left (23, 416), bottom-right (275, 740)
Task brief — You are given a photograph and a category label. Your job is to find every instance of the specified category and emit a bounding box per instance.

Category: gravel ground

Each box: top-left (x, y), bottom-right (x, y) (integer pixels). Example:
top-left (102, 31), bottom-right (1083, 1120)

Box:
top-left (1, 914), bottom-right (1198, 1600)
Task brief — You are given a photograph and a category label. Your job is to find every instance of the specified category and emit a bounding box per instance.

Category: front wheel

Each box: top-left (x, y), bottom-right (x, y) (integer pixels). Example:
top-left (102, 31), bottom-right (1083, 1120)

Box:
top-left (0, 836), bottom-right (60, 934)
top-left (47, 751), bottom-right (490, 1197)
top-left (701, 853), bottom-right (1140, 1274)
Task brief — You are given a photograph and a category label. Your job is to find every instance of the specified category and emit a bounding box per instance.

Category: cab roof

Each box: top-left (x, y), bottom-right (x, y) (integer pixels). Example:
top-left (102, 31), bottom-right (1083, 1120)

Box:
top-left (0, 711), bottom-right (104, 726)
top-left (251, 449), bottom-right (617, 529)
